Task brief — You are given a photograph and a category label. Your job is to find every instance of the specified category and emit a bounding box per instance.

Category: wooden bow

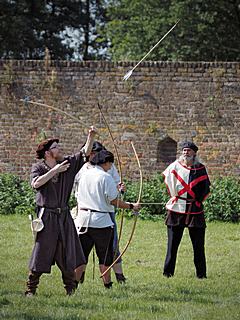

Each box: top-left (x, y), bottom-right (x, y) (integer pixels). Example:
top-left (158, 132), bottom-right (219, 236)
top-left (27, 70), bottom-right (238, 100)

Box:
top-left (20, 99), bottom-right (88, 128)
top-left (97, 103), bottom-right (125, 251)
top-left (100, 140), bottom-right (143, 278)
top-left (97, 103), bottom-right (123, 183)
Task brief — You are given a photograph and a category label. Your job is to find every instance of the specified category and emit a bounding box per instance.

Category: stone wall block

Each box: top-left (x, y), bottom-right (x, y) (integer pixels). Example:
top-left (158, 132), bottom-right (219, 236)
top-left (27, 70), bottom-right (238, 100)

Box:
top-left (0, 60), bottom-right (239, 179)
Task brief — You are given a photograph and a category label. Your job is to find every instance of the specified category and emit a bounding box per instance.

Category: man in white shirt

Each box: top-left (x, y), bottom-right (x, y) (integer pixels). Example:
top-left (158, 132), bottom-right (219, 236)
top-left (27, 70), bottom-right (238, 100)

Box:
top-left (73, 141), bottom-right (127, 284)
top-left (75, 149), bottom-right (140, 288)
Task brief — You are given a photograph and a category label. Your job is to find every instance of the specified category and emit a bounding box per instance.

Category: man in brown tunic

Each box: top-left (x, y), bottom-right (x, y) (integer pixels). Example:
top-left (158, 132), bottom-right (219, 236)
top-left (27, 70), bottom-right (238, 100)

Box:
top-left (25, 126), bottom-right (96, 296)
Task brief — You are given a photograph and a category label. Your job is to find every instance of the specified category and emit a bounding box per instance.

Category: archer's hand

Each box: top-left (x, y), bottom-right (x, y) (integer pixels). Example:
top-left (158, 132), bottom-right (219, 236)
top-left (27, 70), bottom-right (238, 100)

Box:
top-left (118, 182), bottom-right (126, 193)
top-left (54, 160), bottom-right (70, 173)
top-left (132, 203), bottom-right (141, 211)
top-left (89, 126), bottom-right (97, 137)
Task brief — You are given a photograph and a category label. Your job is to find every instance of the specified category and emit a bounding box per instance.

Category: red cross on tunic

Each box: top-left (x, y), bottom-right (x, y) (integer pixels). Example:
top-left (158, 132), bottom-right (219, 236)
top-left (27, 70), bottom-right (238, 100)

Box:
top-left (171, 170), bottom-right (208, 199)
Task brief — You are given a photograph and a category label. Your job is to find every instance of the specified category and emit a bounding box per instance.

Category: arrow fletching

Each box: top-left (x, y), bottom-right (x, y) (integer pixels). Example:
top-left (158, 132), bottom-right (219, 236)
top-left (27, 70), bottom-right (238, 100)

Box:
top-left (123, 69), bottom-right (133, 81)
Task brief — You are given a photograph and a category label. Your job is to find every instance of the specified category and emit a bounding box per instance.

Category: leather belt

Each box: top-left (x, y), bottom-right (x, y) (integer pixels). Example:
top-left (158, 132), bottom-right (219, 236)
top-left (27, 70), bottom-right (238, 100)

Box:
top-left (79, 208), bottom-right (110, 213)
top-left (44, 207), bottom-right (69, 214)
top-left (176, 196), bottom-right (195, 202)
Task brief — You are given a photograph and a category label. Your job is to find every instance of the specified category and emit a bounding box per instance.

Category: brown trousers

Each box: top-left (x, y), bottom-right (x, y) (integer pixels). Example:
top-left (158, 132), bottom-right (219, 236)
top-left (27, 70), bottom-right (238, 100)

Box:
top-left (26, 240), bottom-right (77, 295)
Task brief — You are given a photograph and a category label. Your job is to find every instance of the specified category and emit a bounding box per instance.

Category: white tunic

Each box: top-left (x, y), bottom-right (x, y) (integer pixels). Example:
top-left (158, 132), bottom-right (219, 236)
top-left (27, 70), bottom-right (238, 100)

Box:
top-left (162, 160), bottom-right (190, 213)
top-left (107, 163), bottom-right (120, 185)
top-left (74, 165), bottom-right (118, 233)
top-left (74, 162), bottom-right (120, 198)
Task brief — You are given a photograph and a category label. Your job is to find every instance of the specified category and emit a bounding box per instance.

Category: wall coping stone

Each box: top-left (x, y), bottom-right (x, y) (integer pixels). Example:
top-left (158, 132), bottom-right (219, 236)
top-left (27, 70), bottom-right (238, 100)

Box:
top-left (0, 60), bottom-right (239, 69)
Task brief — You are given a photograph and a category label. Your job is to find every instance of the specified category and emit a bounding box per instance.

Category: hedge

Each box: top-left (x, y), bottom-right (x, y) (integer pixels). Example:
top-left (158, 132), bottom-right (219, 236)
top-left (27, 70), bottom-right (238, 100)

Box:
top-left (0, 173), bottom-right (239, 222)
top-left (124, 175), bottom-right (240, 222)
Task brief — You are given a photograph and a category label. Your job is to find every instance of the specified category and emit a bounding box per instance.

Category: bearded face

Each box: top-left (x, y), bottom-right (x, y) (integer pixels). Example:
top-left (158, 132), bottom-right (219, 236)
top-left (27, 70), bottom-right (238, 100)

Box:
top-left (46, 142), bottom-right (64, 161)
top-left (183, 154), bottom-right (194, 161)
top-left (179, 148), bottom-right (197, 165)
top-left (49, 149), bottom-right (64, 161)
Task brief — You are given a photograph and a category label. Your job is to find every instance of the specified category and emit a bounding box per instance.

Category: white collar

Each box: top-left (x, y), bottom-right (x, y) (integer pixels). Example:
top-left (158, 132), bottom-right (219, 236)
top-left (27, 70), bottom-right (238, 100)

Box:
top-left (95, 165), bottom-right (105, 172)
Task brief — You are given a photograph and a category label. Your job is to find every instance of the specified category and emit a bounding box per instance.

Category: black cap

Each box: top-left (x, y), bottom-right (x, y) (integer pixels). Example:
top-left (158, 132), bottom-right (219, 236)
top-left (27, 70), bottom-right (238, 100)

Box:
top-left (92, 141), bottom-right (106, 152)
top-left (90, 150), bottom-right (114, 165)
top-left (36, 138), bottom-right (59, 159)
top-left (181, 141), bottom-right (198, 152)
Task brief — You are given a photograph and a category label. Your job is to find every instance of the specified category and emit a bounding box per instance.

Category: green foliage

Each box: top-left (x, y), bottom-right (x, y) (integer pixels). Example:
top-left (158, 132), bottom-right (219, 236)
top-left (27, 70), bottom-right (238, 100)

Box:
top-left (124, 174), bottom-right (239, 222)
top-left (104, 0), bottom-right (240, 61)
top-left (0, 173), bottom-right (78, 215)
top-left (14, 180), bottom-right (36, 215)
top-left (0, 173), bottom-right (35, 215)
top-left (1, 0), bottom-right (240, 61)
top-left (0, 1), bottom-right (70, 59)
top-left (124, 174), bottom-right (169, 221)
top-left (0, 173), bottom-right (239, 222)
top-left (69, 193), bottom-right (77, 209)
top-left (0, 173), bottom-right (22, 215)
top-left (204, 177), bottom-right (240, 222)
top-left (0, 0), bottom-right (108, 60)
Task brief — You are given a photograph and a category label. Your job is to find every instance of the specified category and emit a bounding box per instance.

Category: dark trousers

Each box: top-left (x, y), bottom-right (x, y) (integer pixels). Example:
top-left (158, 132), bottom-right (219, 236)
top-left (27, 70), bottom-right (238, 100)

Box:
top-left (109, 212), bottom-right (122, 262)
top-left (26, 240), bottom-right (76, 294)
top-left (79, 227), bottom-right (114, 266)
top-left (163, 226), bottom-right (206, 277)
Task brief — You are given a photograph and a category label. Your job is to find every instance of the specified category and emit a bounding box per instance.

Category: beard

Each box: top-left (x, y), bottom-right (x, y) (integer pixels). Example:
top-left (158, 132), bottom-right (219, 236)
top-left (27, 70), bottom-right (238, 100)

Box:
top-left (49, 150), bottom-right (64, 161)
top-left (179, 154), bottom-right (199, 165)
top-left (183, 155), bottom-right (194, 161)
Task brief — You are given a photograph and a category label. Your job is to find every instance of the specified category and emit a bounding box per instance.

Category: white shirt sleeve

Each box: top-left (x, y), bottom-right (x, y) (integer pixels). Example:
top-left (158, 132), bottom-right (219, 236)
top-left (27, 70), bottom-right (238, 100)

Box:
top-left (73, 162), bottom-right (93, 197)
top-left (103, 174), bottom-right (119, 204)
top-left (108, 163), bottom-right (120, 185)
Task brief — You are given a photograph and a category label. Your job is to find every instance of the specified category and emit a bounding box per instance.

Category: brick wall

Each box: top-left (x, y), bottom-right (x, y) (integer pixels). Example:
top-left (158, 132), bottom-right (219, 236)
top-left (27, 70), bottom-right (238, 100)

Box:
top-left (0, 60), bottom-right (239, 180)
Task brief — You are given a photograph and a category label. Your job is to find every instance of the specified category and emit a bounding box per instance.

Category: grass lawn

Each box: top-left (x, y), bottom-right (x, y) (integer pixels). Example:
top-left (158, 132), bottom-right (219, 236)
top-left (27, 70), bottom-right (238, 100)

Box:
top-left (0, 214), bottom-right (239, 320)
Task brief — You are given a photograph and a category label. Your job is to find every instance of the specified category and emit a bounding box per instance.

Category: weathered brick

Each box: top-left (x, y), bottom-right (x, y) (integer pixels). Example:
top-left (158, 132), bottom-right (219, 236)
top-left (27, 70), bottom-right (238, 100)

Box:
top-left (0, 60), bottom-right (239, 180)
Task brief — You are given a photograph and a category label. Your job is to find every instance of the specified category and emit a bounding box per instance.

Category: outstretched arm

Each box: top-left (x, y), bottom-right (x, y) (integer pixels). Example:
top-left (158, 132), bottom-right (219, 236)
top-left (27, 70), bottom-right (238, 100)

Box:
top-left (81, 126), bottom-right (97, 156)
top-left (110, 198), bottom-right (140, 211)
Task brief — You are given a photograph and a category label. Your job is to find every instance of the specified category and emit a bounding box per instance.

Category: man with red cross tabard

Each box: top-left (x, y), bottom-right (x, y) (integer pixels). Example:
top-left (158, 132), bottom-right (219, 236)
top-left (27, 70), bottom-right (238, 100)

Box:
top-left (162, 141), bottom-right (211, 279)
